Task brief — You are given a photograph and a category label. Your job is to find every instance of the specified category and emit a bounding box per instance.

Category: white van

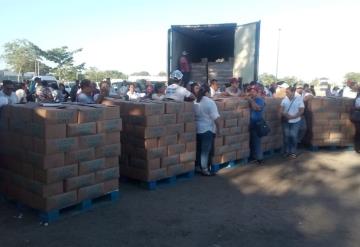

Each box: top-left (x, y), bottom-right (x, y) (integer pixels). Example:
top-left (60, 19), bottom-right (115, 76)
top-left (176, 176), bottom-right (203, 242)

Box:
top-left (31, 75), bottom-right (58, 85)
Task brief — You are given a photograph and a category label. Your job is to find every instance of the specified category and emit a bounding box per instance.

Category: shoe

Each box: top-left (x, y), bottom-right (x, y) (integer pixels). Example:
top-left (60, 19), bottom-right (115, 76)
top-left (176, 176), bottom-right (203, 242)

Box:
top-left (289, 153), bottom-right (297, 159)
top-left (201, 169), bottom-right (215, 176)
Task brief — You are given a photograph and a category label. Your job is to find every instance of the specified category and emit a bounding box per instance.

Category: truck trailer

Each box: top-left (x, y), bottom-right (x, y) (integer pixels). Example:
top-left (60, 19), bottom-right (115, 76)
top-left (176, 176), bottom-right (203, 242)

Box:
top-left (168, 21), bottom-right (261, 86)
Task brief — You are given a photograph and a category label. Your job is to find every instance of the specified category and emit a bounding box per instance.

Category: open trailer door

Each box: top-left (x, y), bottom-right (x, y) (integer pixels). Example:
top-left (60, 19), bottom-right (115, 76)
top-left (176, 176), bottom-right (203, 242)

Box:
top-left (233, 21), bottom-right (261, 84)
top-left (167, 28), bottom-right (173, 79)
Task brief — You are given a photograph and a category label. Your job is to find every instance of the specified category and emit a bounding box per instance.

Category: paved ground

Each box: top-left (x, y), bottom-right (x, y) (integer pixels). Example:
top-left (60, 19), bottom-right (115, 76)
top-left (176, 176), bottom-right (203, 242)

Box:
top-left (0, 150), bottom-right (359, 247)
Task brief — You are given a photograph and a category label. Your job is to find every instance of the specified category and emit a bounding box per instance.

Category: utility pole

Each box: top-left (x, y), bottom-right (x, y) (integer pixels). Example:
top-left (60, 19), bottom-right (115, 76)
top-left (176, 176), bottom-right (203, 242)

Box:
top-left (275, 28), bottom-right (281, 81)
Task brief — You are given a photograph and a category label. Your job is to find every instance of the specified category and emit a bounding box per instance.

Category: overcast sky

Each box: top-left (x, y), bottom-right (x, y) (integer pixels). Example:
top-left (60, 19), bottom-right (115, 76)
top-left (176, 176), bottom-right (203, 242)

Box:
top-left (0, 0), bottom-right (359, 83)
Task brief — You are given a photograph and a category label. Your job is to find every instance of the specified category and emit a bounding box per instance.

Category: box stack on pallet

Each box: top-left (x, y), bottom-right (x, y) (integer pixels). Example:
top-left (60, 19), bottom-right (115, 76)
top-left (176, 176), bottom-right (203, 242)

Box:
top-left (103, 99), bottom-right (196, 189)
top-left (208, 60), bottom-right (234, 85)
top-left (306, 97), bottom-right (356, 149)
top-left (191, 60), bottom-right (207, 83)
top-left (261, 98), bottom-right (283, 154)
top-left (0, 103), bottom-right (121, 219)
top-left (211, 97), bottom-right (250, 172)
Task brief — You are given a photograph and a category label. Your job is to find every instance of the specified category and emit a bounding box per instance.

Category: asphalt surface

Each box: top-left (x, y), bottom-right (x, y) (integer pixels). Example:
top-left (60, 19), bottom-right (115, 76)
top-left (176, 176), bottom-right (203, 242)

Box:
top-left (0, 150), bottom-right (359, 247)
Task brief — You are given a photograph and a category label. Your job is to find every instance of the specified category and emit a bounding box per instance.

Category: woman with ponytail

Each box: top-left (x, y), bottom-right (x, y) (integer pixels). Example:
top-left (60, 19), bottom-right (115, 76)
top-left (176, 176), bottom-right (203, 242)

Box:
top-left (193, 84), bottom-right (221, 176)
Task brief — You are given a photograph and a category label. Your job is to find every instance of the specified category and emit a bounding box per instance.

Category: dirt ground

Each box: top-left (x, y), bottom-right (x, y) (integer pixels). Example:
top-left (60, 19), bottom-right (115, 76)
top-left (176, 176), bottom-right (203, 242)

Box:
top-left (0, 150), bottom-right (359, 247)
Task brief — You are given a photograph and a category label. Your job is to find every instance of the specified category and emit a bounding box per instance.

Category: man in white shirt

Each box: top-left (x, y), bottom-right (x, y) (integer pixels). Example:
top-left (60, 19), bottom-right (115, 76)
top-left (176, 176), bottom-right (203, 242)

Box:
top-left (281, 86), bottom-right (305, 158)
top-left (209, 79), bottom-right (221, 98)
top-left (15, 82), bottom-right (28, 103)
top-left (165, 70), bottom-right (194, 102)
top-left (0, 80), bottom-right (19, 105)
top-left (342, 80), bottom-right (358, 99)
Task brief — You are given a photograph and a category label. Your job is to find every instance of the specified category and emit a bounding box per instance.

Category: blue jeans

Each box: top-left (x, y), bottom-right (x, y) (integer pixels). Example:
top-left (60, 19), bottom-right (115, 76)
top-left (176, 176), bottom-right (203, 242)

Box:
top-left (196, 131), bottom-right (215, 171)
top-left (297, 117), bottom-right (307, 143)
top-left (282, 121), bottom-right (301, 154)
top-left (250, 124), bottom-right (263, 161)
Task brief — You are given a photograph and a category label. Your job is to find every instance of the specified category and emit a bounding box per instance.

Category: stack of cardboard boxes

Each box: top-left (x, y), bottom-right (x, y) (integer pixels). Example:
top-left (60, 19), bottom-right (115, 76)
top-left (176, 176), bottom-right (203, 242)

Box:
top-left (103, 99), bottom-right (196, 182)
top-left (208, 60), bottom-right (234, 85)
top-left (191, 61), bottom-right (208, 83)
top-left (212, 97), bottom-right (250, 165)
top-left (306, 97), bottom-right (356, 147)
top-left (0, 103), bottom-right (121, 212)
top-left (261, 98), bottom-right (283, 152)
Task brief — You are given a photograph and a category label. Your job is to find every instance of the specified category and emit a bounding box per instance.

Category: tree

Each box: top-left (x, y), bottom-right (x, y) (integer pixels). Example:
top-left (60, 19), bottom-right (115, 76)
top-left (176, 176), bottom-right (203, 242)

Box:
top-left (45, 46), bottom-right (85, 81)
top-left (158, 71), bottom-right (167, 77)
top-left (2, 39), bottom-right (44, 81)
top-left (344, 72), bottom-right (360, 82)
top-left (310, 78), bottom-right (320, 86)
top-left (131, 71), bottom-right (150, 76)
top-left (84, 68), bottom-right (127, 82)
top-left (259, 73), bottom-right (276, 85)
top-left (280, 76), bottom-right (304, 86)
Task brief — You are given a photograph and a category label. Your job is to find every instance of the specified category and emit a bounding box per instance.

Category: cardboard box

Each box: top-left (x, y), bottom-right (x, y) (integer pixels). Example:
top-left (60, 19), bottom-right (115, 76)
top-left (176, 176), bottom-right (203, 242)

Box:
top-left (79, 134), bottom-right (106, 149)
top-left (123, 136), bottom-right (158, 149)
top-left (224, 135), bottom-right (242, 145)
top-left (178, 133), bottom-right (196, 144)
top-left (224, 119), bottom-right (238, 128)
top-left (161, 114), bottom-right (177, 125)
top-left (161, 155), bottom-right (180, 168)
top-left (29, 123), bottom-right (66, 139)
top-left (79, 158), bottom-right (106, 175)
top-left (184, 102), bottom-right (194, 112)
top-left (165, 102), bottom-right (184, 114)
top-left (159, 135), bottom-right (178, 146)
top-left (64, 173), bottom-right (95, 191)
top-left (180, 152), bottom-right (196, 163)
top-left (77, 106), bottom-right (104, 123)
top-left (167, 164), bottom-right (184, 177)
top-left (166, 124), bottom-right (184, 135)
top-left (105, 157), bottom-right (119, 168)
top-left (105, 132), bottom-right (121, 145)
top-left (221, 151), bottom-right (237, 163)
top-left (130, 125), bottom-right (166, 139)
top-left (135, 147), bottom-right (166, 160)
top-left (97, 119), bottom-right (122, 133)
top-left (103, 179), bottom-right (119, 193)
top-left (34, 164), bottom-right (78, 183)
top-left (65, 148), bottom-right (95, 164)
top-left (102, 105), bottom-right (120, 120)
top-left (95, 167), bottom-right (119, 182)
top-left (95, 144), bottom-right (121, 158)
top-left (33, 191), bottom-right (77, 212)
top-left (126, 115), bottom-right (161, 126)
top-left (183, 162), bottom-right (194, 172)
top-left (28, 152), bottom-right (65, 169)
top-left (33, 107), bottom-right (77, 124)
top-left (120, 166), bottom-right (167, 182)
top-left (126, 102), bottom-right (164, 116)
top-left (33, 137), bottom-right (78, 155)
top-left (214, 137), bottom-right (224, 147)
top-left (176, 112), bottom-right (195, 123)
top-left (77, 183), bottom-right (104, 202)
top-left (168, 144), bottom-right (186, 155)
top-left (186, 142), bottom-right (196, 152)
top-left (130, 158), bottom-right (161, 170)
top-left (67, 122), bottom-right (97, 137)
top-left (185, 122), bottom-right (196, 132)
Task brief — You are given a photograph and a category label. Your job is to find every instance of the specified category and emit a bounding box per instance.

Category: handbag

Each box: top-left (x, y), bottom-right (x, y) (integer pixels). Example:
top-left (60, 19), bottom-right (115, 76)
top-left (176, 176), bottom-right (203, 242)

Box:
top-left (255, 118), bottom-right (271, 137)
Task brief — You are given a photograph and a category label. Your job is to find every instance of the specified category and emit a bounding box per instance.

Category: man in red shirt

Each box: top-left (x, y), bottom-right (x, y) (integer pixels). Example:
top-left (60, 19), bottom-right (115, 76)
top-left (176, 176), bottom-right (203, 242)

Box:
top-left (179, 51), bottom-right (191, 88)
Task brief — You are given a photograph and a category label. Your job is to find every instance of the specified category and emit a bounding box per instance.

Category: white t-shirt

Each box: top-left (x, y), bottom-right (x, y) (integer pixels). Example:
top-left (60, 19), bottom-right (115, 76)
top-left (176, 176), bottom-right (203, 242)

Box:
top-left (15, 89), bottom-right (27, 103)
top-left (127, 91), bottom-right (144, 100)
top-left (165, 84), bottom-right (191, 102)
top-left (152, 93), bottom-right (165, 100)
top-left (77, 93), bottom-right (95, 104)
top-left (225, 87), bottom-right (241, 97)
top-left (0, 91), bottom-right (18, 104)
top-left (342, 86), bottom-right (357, 99)
top-left (281, 96), bottom-right (305, 123)
top-left (210, 87), bottom-right (221, 97)
top-left (194, 96), bottom-right (220, 134)
top-left (355, 97), bottom-right (360, 108)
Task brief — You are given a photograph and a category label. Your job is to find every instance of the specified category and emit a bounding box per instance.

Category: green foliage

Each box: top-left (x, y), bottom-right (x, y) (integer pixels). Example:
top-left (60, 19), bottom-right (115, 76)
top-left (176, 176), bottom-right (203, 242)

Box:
top-left (310, 78), bottom-right (320, 86)
top-left (158, 71), bottom-right (167, 76)
top-left (45, 46), bottom-right (84, 80)
top-left (259, 73), bottom-right (276, 85)
top-left (84, 67), bottom-right (127, 82)
top-left (344, 72), bottom-right (360, 82)
top-left (131, 71), bottom-right (150, 76)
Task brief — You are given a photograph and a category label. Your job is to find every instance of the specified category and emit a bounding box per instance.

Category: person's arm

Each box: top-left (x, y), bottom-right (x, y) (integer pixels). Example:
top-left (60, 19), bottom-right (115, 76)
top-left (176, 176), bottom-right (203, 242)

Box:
top-left (287, 107), bottom-right (304, 119)
top-left (247, 97), bottom-right (262, 111)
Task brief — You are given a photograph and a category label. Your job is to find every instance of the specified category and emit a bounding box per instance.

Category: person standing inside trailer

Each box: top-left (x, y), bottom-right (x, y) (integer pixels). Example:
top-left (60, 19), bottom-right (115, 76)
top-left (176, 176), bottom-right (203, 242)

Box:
top-left (194, 84), bottom-right (221, 176)
top-left (281, 86), bottom-right (305, 159)
top-left (247, 85), bottom-right (266, 164)
top-left (165, 70), bottom-right (195, 102)
top-left (178, 51), bottom-right (191, 88)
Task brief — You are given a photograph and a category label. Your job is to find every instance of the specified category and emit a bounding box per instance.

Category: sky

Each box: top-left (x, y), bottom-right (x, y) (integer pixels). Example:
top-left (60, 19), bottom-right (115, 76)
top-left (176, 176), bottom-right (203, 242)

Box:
top-left (0, 0), bottom-right (359, 83)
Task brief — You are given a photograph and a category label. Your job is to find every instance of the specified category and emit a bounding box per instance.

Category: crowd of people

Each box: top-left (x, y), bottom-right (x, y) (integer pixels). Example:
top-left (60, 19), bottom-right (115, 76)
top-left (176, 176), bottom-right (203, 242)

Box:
top-left (0, 71), bottom-right (359, 176)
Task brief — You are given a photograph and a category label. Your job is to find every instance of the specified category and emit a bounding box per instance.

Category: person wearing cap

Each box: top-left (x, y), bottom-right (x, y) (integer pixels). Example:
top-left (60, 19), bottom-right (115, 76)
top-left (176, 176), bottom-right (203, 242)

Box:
top-left (165, 70), bottom-right (195, 102)
top-left (224, 78), bottom-right (242, 97)
top-left (178, 51), bottom-right (191, 88)
top-left (0, 80), bottom-right (19, 106)
top-left (246, 85), bottom-right (266, 164)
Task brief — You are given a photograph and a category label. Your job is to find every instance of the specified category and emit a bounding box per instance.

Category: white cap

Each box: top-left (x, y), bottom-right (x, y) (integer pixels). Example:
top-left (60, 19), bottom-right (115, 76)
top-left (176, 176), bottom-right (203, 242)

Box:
top-left (279, 83), bottom-right (289, 89)
top-left (170, 70), bottom-right (183, 80)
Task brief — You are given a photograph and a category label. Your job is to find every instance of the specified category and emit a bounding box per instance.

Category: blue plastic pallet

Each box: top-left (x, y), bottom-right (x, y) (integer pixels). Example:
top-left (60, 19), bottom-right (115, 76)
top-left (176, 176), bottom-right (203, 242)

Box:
top-left (309, 145), bottom-right (354, 152)
top-left (211, 157), bottom-right (249, 173)
top-left (122, 171), bottom-right (195, 190)
top-left (9, 190), bottom-right (120, 224)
